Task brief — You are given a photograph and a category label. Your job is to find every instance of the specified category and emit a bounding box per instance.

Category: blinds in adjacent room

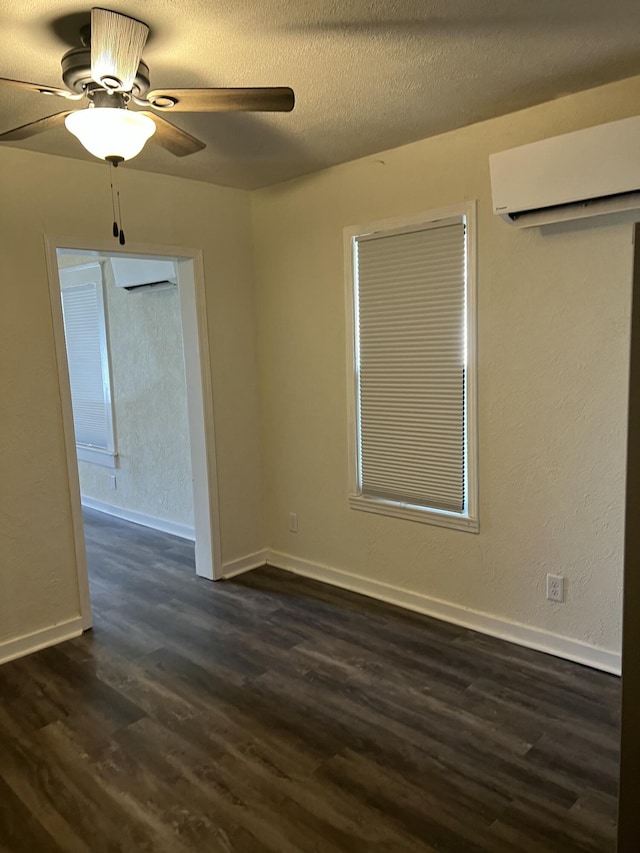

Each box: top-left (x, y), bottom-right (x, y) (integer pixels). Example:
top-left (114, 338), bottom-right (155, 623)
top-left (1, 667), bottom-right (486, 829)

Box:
top-left (60, 280), bottom-right (110, 449)
top-left (354, 220), bottom-right (467, 513)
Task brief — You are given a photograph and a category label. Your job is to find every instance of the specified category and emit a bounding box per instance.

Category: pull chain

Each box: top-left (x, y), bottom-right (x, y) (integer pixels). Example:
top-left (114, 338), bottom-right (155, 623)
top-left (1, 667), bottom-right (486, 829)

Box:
top-left (117, 187), bottom-right (125, 245)
top-left (107, 156), bottom-right (126, 245)
top-left (109, 162), bottom-right (118, 238)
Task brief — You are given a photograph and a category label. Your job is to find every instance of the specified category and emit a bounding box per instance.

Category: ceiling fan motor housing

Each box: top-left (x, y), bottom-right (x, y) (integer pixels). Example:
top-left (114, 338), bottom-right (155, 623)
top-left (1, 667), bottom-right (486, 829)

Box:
top-left (61, 47), bottom-right (150, 96)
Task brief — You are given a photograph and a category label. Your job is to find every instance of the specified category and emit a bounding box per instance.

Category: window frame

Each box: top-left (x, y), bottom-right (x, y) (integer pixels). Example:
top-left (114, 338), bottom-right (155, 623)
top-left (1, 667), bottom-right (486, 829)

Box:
top-left (344, 201), bottom-right (478, 533)
top-left (59, 262), bottom-right (118, 468)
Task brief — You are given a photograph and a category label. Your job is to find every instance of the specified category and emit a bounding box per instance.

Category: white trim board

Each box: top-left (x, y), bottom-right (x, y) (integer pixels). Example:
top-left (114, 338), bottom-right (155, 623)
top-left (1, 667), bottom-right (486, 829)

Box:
top-left (81, 497), bottom-right (195, 541)
top-left (0, 617), bottom-right (83, 666)
top-left (221, 550), bottom-right (269, 579)
top-left (266, 551), bottom-right (621, 676)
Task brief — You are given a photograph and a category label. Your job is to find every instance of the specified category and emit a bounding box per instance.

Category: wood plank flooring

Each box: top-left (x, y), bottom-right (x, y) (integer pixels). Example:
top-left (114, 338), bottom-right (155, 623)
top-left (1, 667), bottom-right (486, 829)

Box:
top-left (0, 508), bottom-right (620, 852)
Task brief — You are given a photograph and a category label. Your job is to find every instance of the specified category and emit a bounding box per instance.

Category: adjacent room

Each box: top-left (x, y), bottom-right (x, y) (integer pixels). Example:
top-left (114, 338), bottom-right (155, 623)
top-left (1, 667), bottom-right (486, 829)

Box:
top-left (1, 2), bottom-right (640, 851)
top-left (56, 250), bottom-right (196, 539)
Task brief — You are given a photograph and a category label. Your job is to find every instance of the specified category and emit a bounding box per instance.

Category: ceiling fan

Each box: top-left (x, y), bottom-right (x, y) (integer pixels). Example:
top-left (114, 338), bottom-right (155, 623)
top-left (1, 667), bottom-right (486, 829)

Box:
top-left (0, 7), bottom-right (295, 163)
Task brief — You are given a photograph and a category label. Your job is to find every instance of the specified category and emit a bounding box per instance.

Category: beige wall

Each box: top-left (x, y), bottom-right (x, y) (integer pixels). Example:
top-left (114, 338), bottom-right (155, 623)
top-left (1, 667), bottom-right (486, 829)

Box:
top-left (251, 75), bottom-right (640, 660)
top-left (3, 73), bottom-right (640, 663)
top-left (0, 148), bottom-right (264, 649)
top-left (59, 253), bottom-right (194, 530)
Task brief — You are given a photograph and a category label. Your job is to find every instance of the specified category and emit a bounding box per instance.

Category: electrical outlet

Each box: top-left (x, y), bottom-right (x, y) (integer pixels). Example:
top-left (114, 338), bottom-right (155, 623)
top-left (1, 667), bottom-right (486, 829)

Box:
top-left (110, 474), bottom-right (117, 491)
top-left (546, 573), bottom-right (564, 603)
top-left (288, 512), bottom-right (298, 533)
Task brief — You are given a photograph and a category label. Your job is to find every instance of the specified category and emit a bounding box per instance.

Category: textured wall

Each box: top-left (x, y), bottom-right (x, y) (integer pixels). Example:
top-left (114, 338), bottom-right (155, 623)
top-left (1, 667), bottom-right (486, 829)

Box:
top-left (0, 149), bottom-right (264, 648)
top-left (251, 75), bottom-right (640, 656)
top-left (58, 253), bottom-right (194, 528)
top-left (3, 73), bottom-right (640, 660)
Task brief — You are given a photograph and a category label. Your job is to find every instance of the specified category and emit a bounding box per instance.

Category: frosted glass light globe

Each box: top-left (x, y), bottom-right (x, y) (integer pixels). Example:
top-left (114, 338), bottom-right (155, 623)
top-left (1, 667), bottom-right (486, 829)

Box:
top-left (65, 107), bottom-right (156, 161)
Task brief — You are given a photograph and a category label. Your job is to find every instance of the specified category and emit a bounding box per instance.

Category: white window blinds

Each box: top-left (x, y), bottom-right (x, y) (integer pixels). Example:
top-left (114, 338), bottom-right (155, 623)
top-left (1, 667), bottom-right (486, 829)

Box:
top-left (60, 279), bottom-right (111, 450)
top-left (354, 219), bottom-right (467, 513)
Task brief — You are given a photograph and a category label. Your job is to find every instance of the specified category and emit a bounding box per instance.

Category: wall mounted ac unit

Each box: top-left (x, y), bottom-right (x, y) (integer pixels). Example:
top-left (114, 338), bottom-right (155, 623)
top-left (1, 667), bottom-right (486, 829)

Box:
top-left (111, 257), bottom-right (177, 292)
top-left (489, 115), bottom-right (640, 228)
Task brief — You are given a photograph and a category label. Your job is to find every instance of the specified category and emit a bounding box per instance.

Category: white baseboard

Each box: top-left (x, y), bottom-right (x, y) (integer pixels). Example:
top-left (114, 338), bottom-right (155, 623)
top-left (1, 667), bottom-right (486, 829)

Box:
top-left (221, 550), bottom-right (268, 579)
top-left (267, 550), bottom-right (621, 676)
top-left (0, 617), bottom-right (83, 666)
top-left (81, 497), bottom-right (195, 541)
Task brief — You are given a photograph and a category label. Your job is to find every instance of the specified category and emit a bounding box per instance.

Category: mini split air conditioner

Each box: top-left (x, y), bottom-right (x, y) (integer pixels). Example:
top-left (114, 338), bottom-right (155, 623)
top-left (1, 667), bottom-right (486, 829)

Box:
top-left (489, 115), bottom-right (640, 227)
top-left (111, 257), bottom-right (177, 292)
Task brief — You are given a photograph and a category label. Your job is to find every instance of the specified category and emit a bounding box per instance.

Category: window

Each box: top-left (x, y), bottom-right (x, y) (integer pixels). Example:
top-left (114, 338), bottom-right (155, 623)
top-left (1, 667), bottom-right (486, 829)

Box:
top-left (345, 202), bottom-right (478, 532)
top-left (59, 262), bottom-right (117, 468)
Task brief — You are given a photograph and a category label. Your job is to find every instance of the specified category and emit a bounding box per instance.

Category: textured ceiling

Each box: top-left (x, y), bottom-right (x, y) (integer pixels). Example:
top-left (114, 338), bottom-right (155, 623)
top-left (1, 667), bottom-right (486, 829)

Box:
top-left (2, 0), bottom-right (640, 189)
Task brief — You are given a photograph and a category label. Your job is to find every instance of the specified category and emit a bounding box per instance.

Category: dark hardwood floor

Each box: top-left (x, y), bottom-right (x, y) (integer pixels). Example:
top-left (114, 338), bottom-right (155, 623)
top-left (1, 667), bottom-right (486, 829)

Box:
top-left (0, 508), bottom-right (620, 852)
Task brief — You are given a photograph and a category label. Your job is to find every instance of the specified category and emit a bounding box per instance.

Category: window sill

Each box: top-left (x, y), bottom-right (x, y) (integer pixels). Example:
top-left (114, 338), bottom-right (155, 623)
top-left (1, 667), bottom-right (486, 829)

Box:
top-left (349, 494), bottom-right (479, 533)
top-left (76, 446), bottom-right (118, 468)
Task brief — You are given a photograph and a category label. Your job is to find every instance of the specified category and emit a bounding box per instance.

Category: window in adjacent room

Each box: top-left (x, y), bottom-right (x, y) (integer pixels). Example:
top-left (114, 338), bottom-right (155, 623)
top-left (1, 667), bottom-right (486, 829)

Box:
top-left (345, 201), bottom-right (478, 532)
top-left (59, 262), bottom-right (117, 468)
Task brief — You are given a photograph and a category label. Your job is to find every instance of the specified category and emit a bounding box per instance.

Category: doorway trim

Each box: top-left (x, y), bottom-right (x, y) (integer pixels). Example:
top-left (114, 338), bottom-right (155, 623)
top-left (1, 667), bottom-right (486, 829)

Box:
top-left (44, 235), bottom-right (223, 630)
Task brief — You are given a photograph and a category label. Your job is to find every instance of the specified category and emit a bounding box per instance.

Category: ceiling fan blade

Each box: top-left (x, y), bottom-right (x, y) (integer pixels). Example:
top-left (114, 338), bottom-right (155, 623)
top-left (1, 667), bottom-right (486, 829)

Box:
top-left (91, 7), bottom-right (149, 92)
top-left (0, 77), bottom-right (82, 100)
top-left (143, 87), bottom-right (295, 113)
top-left (0, 111), bottom-right (73, 141)
top-left (138, 111), bottom-right (205, 157)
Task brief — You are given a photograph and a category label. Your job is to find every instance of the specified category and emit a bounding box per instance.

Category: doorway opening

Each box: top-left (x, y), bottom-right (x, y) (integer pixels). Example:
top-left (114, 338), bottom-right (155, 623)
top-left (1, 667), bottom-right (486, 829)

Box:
top-left (46, 240), bottom-right (222, 630)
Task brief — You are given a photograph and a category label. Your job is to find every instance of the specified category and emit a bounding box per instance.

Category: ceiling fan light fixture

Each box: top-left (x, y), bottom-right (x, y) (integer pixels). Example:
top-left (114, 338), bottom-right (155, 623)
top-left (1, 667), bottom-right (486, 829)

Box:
top-left (65, 106), bottom-right (155, 161)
